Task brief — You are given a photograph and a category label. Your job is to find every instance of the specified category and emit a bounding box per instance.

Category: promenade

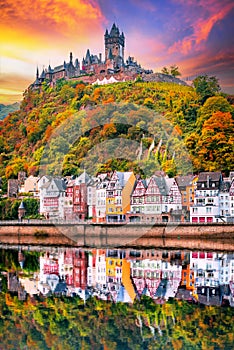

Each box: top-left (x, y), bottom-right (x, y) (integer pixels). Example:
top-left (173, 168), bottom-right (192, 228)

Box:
top-left (0, 221), bottom-right (234, 251)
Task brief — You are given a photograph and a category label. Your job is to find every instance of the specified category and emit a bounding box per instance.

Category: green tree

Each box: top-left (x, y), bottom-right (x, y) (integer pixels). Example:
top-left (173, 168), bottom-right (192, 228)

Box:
top-left (193, 75), bottom-right (221, 104)
top-left (162, 67), bottom-right (170, 75)
top-left (170, 65), bottom-right (181, 77)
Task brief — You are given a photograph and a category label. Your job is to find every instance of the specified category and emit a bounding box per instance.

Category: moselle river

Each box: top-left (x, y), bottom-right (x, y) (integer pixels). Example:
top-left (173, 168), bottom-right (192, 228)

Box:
top-left (0, 245), bottom-right (233, 349)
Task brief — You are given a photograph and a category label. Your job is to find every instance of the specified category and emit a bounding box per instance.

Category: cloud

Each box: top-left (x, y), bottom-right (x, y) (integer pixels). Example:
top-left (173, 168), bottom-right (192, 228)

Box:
top-left (0, 73), bottom-right (32, 104)
top-left (168, 0), bottom-right (234, 54)
top-left (0, 0), bottom-right (105, 51)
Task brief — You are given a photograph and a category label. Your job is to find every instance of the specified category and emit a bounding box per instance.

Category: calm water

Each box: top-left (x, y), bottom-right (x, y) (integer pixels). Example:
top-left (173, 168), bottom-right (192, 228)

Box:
top-left (0, 245), bottom-right (233, 349)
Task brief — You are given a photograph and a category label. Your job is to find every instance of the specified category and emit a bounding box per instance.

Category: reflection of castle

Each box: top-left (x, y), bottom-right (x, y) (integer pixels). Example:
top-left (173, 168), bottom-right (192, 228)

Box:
top-left (33, 23), bottom-right (152, 88)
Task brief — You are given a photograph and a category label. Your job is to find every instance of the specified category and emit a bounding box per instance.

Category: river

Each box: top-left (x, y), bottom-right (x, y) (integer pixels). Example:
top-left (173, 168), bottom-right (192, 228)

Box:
top-left (0, 244), bottom-right (233, 349)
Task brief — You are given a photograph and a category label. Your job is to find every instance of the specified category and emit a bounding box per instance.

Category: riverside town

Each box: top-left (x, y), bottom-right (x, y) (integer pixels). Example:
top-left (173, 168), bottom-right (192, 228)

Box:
top-left (1, 5), bottom-right (234, 349)
top-left (6, 170), bottom-right (234, 224)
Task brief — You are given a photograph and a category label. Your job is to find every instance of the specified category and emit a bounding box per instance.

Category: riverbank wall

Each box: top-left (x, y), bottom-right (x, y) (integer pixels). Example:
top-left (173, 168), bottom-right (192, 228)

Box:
top-left (0, 222), bottom-right (233, 251)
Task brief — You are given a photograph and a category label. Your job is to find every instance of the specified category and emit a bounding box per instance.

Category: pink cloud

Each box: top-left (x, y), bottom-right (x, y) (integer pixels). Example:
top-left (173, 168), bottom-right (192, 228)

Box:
top-left (168, 1), bottom-right (234, 55)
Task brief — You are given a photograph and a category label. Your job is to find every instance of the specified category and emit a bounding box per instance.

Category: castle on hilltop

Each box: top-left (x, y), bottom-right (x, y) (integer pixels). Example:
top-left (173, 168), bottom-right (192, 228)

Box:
top-left (33, 23), bottom-right (153, 87)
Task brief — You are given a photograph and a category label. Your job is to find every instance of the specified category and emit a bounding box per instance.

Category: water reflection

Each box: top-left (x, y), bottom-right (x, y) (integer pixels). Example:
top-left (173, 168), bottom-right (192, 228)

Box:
top-left (1, 247), bottom-right (234, 307)
top-left (1, 246), bottom-right (234, 349)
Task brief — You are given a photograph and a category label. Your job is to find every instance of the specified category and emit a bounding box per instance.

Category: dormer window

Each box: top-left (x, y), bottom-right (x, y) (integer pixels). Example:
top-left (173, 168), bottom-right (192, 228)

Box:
top-left (202, 183), bottom-right (204, 188)
top-left (212, 183), bottom-right (215, 187)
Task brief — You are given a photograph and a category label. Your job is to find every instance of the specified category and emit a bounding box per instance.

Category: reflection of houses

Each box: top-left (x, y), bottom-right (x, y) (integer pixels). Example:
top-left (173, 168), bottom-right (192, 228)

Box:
top-left (19, 274), bottom-right (39, 296)
top-left (106, 250), bottom-right (125, 301)
top-left (189, 251), bottom-right (221, 301)
top-left (116, 259), bottom-right (136, 303)
top-left (7, 272), bottom-right (27, 301)
top-left (73, 250), bottom-right (88, 290)
top-left (159, 261), bottom-right (182, 300)
top-left (87, 250), bottom-right (96, 287)
top-left (197, 286), bottom-right (222, 306)
top-left (95, 249), bottom-right (106, 288)
top-left (39, 251), bottom-right (62, 295)
top-left (131, 259), bottom-right (162, 298)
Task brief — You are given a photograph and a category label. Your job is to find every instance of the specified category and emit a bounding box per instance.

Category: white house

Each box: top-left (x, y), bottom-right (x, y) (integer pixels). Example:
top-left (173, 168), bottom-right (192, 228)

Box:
top-left (40, 178), bottom-right (66, 219)
top-left (190, 172), bottom-right (222, 223)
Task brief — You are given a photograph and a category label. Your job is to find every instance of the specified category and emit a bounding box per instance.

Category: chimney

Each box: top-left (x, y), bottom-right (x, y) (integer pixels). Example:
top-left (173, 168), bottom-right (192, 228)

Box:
top-left (207, 175), bottom-right (209, 188)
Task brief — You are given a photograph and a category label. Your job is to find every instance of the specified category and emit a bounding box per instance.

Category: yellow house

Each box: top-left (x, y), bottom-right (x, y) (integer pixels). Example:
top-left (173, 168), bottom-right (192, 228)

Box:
top-left (106, 171), bottom-right (136, 223)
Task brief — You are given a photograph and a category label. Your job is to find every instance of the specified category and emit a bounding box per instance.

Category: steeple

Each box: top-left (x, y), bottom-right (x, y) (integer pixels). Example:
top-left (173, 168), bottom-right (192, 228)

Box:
top-left (105, 23), bottom-right (125, 63)
top-left (36, 67), bottom-right (39, 79)
top-left (70, 52), bottom-right (73, 63)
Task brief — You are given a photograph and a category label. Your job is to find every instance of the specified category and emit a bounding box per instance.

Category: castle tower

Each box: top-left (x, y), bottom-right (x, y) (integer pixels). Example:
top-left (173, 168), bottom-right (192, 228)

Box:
top-left (105, 23), bottom-right (125, 66)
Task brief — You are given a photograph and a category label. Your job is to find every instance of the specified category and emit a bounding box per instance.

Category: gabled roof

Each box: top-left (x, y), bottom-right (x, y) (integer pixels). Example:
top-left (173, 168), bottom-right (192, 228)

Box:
top-left (40, 177), bottom-right (66, 191)
top-left (154, 278), bottom-right (168, 298)
top-left (198, 171), bottom-right (222, 182)
top-left (75, 170), bottom-right (92, 185)
top-left (175, 175), bottom-right (194, 188)
top-left (154, 176), bottom-right (168, 196)
top-left (53, 64), bottom-right (66, 73)
top-left (116, 171), bottom-right (133, 187)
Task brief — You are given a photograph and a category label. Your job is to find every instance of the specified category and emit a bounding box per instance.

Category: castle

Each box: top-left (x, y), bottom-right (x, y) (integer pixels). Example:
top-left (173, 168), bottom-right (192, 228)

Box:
top-left (33, 23), bottom-right (152, 87)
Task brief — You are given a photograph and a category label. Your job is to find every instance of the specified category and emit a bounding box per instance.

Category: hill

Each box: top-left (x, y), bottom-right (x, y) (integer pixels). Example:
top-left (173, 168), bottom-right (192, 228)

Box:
top-left (0, 102), bottom-right (20, 120)
top-left (0, 79), bottom-right (233, 183)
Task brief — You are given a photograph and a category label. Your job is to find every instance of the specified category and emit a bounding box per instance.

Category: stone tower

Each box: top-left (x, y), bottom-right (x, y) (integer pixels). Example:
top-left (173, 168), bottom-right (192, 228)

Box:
top-left (105, 23), bottom-right (125, 67)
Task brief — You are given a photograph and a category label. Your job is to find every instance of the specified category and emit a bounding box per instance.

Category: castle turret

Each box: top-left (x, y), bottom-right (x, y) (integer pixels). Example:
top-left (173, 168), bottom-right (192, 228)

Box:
top-left (105, 23), bottom-right (125, 67)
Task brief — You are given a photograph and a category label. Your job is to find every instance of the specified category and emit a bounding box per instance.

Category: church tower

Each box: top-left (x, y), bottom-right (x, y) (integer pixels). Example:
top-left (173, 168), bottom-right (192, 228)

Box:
top-left (105, 23), bottom-right (125, 67)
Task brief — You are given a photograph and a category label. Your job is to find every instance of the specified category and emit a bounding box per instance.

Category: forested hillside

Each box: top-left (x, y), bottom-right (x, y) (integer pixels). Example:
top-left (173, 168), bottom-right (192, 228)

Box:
top-left (0, 103), bottom-right (20, 120)
top-left (0, 79), bottom-right (233, 183)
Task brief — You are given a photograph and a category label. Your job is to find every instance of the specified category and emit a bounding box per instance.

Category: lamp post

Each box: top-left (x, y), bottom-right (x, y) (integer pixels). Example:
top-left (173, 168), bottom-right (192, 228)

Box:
top-left (18, 201), bottom-right (26, 222)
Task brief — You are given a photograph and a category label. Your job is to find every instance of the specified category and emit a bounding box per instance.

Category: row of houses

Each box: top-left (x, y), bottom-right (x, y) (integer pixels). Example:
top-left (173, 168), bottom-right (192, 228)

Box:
top-left (8, 170), bottom-right (234, 223)
top-left (7, 248), bottom-right (234, 306)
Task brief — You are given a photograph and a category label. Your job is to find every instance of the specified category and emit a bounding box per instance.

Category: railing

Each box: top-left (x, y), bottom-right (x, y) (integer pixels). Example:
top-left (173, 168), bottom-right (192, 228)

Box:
top-left (0, 219), bottom-right (233, 226)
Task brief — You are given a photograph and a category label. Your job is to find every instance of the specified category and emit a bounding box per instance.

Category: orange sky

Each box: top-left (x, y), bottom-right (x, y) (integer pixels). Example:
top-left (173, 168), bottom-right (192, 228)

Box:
top-left (1, 0), bottom-right (233, 104)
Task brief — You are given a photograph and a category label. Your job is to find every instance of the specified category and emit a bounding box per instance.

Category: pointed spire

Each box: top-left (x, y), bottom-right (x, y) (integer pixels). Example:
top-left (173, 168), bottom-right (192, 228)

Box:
top-left (40, 69), bottom-right (45, 79)
top-left (75, 58), bottom-right (79, 68)
top-left (105, 28), bottom-right (109, 36)
top-left (36, 67), bottom-right (39, 79)
top-left (70, 52), bottom-right (73, 63)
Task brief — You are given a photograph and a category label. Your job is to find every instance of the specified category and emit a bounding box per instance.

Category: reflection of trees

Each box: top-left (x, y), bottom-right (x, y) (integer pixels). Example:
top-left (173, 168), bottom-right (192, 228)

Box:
top-left (0, 293), bottom-right (233, 349)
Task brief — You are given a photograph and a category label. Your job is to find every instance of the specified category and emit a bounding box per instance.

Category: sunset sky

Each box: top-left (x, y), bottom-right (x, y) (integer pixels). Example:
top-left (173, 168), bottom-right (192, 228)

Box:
top-left (1, 0), bottom-right (234, 104)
